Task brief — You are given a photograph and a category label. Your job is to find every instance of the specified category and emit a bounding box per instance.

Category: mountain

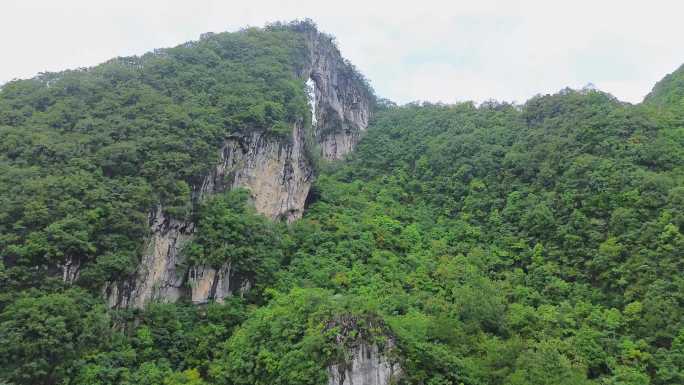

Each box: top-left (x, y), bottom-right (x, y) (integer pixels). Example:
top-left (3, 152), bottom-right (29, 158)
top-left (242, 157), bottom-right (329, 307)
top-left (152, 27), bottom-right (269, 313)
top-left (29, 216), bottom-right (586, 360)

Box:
top-left (644, 64), bottom-right (684, 131)
top-left (1, 20), bottom-right (683, 385)
top-left (645, 64), bottom-right (684, 108)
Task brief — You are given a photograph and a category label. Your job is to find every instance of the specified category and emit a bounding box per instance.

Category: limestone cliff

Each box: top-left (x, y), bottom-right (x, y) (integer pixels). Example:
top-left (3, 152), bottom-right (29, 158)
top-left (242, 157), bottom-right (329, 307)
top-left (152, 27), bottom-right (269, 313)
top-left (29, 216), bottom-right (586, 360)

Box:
top-left (106, 121), bottom-right (308, 307)
top-left (326, 317), bottom-right (401, 385)
top-left (106, 206), bottom-right (190, 308)
top-left (200, 121), bottom-right (312, 222)
top-left (327, 342), bottom-right (400, 385)
top-left (107, 25), bottom-right (372, 308)
top-left (298, 26), bottom-right (373, 160)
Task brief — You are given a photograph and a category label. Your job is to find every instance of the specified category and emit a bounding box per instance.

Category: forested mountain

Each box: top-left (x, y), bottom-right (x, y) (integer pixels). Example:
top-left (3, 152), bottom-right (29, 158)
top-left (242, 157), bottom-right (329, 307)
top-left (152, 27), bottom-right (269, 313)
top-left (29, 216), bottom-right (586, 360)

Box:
top-left (1, 20), bottom-right (683, 385)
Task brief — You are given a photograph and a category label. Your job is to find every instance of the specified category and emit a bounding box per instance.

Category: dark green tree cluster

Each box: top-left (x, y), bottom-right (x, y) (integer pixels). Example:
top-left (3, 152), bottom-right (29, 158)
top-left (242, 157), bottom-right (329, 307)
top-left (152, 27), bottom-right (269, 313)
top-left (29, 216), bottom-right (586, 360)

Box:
top-left (274, 88), bottom-right (682, 384)
top-left (184, 189), bottom-right (287, 302)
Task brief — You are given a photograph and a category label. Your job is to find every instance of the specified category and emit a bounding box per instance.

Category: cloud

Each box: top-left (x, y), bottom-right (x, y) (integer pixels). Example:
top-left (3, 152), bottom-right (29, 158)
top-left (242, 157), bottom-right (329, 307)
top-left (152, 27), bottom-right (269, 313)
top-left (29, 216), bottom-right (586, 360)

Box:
top-left (2, 0), bottom-right (684, 104)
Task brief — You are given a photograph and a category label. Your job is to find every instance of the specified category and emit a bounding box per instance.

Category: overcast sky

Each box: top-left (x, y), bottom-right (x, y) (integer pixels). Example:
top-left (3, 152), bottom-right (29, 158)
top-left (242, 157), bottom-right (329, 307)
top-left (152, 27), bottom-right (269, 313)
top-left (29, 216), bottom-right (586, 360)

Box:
top-left (3, 0), bottom-right (684, 104)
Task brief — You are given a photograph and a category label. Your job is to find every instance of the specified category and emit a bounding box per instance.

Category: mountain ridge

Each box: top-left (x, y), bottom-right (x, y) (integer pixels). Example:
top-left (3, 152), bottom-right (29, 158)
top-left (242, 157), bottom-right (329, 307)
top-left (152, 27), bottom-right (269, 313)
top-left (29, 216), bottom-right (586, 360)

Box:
top-left (1, 19), bottom-right (683, 385)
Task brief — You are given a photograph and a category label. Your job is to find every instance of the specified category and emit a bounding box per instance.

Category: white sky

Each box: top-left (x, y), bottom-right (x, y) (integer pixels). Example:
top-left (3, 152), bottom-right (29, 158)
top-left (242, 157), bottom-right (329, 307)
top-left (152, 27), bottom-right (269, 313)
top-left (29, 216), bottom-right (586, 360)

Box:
top-left (2, 0), bottom-right (684, 104)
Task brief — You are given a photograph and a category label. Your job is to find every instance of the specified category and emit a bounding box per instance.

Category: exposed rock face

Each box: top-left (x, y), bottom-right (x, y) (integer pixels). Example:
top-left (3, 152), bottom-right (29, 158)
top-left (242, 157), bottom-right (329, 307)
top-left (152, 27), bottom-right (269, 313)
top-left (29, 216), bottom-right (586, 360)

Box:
top-left (325, 316), bottom-right (401, 385)
top-left (106, 205), bottom-right (191, 308)
top-left (59, 256), bottom-right (81, 285)
top-left (106, 198), bottom-right (252, 307)
top-left (328, 341), bottom-right (401, 385)
top-left (318, 131), bottom-right (362, 161)
top-left (298, 27), bottom-right (373, 160)
top-left (107, 123), bottom-right (308, 307)
top-left (188, 262), bottom-right (238, 304)
top-left (202, 121), bottom-right (312, 222)
top-left (107, 26), bottom-right (372, 308)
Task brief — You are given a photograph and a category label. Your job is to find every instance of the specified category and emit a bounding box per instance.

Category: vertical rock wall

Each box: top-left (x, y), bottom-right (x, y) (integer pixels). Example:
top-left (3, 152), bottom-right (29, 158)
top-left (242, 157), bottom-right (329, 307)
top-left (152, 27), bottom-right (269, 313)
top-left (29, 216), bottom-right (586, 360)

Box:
top-left (107, 121), bottom-right (310, 307)
top-left (299, 28), bottom-right (373, 160)
top-left (201, 121), bottom-right (312, 222)
top-left (328, 342), bottom-right (400, 385)
top-left (105, 205), bottom-right (191, 308)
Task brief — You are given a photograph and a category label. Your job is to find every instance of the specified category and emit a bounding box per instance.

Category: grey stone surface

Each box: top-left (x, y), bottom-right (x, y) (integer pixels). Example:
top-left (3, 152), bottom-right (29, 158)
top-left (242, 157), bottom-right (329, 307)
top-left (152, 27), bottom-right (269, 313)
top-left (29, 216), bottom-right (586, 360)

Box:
top-left (328, 341), bottom-right (401, 385)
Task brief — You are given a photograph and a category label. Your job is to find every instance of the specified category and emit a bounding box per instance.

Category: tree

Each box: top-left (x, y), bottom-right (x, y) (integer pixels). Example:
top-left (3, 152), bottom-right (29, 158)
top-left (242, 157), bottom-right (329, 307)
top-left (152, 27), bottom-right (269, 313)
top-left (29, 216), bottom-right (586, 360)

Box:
top-left (0, 290), bottom-right (109, 385)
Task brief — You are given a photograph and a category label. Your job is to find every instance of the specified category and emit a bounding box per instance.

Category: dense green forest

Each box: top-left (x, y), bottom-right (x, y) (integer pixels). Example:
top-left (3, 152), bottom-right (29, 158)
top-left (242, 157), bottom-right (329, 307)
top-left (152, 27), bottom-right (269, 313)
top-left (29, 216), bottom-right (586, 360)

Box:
top-left (1, 21), bottom-right (684, 385)
top-left (0, 22), bottom-right (312, 296)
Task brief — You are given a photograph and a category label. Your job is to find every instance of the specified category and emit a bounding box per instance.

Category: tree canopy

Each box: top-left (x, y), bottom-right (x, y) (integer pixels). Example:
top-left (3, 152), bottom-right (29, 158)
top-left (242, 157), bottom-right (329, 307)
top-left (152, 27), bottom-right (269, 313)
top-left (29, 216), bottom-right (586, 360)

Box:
top-left (1, 21), bottom-right (683, 385)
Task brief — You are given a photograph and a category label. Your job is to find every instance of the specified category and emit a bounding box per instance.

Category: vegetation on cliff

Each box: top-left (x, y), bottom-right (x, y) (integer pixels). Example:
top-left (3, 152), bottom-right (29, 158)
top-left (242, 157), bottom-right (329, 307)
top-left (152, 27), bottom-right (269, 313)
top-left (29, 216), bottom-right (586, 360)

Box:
top-left (0, 22), bottom-right (313, 298)
top-left (1, 20), bottom-right (684, 385)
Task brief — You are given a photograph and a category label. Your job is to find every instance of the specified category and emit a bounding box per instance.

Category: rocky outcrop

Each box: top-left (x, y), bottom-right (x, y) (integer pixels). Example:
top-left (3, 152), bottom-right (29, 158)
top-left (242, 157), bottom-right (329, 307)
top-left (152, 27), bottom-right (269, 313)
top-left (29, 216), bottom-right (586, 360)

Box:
top-left (328, 341), bottom-right (400, 385)
top-left (188, 262), bottom-right (250, 304)
top-left (59, 256), bottom-right (81, 285)
top-left (105, 205), bottom-right (191, 308)
top-left (106, 215), bottom-right (251, 308)
top-left (201, 121), bottom-right (312, 222)
top-left (298, 26), bottom-right (373, 160)
top-left (107, 122), bottom-right (307, 307)
top-left (107, 25), bottom-right (372, 309)
top-left (326, 316), bottom-right (401, 385)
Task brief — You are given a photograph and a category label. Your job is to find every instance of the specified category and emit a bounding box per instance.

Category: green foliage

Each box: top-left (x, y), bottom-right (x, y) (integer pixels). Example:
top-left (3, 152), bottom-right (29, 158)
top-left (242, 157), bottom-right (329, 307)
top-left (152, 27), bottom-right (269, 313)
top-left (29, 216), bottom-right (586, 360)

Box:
top-left (184, 190), bottom-right (286, 300)
top-left (272, 90), bottom-right (683, 384)
top-left (210, 288), bottom-right (386, 385)
top-left (70, 300), bottom-right (247, 385)
top-left (1, 20), bottom-right (684, 385)
top-left (0, 22), bottom-right (312, 293)
top-left (505, 341), bottom-right (591, 385)
top-left (210, 288), bottom-right (334, 385)
top-left (0, 289), bottom-right (109, 385)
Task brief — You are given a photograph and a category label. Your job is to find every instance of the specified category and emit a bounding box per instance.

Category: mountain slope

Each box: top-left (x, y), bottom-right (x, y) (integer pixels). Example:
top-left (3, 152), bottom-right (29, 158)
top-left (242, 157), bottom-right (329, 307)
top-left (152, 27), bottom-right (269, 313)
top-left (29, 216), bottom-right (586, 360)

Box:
top-left (286, 91), bottom-right (683, 384)
top-left (0, 20), bottom-right (373, 311)
top-left (1, 20), bottom-right (684, 385)
top-left (645, 64), bottom-right (684, 108)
